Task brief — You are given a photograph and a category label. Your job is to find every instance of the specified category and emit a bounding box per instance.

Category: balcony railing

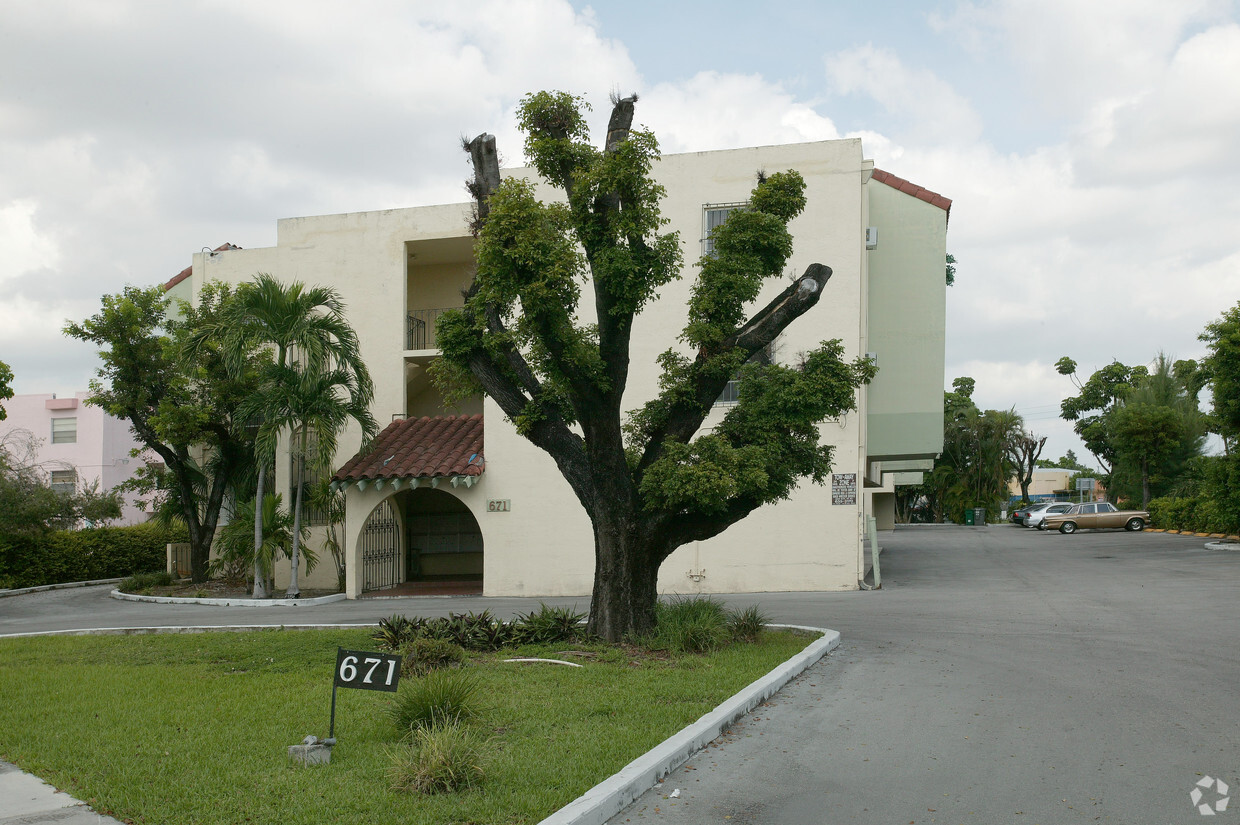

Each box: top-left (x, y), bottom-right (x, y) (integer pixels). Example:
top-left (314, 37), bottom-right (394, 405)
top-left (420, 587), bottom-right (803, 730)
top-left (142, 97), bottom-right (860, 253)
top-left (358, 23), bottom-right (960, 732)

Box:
top-left (406, 308), bottom-right (455, 350)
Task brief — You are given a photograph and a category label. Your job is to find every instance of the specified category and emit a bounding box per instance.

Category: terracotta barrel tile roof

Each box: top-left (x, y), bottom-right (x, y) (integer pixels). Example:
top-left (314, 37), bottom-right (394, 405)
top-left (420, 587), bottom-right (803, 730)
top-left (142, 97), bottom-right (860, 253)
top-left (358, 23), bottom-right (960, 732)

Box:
top-left (334, 414), bottom-right (483, 483)
top-left (871, 169), bottom-right (952, 217)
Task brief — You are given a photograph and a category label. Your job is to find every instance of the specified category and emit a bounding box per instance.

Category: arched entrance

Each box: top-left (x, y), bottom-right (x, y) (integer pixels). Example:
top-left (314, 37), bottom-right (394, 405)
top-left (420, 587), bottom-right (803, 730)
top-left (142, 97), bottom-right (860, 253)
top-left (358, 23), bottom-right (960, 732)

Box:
top-left (400, 488), bottom-right (483, 586)
top-left (359, 497), bottom-right (401, 592)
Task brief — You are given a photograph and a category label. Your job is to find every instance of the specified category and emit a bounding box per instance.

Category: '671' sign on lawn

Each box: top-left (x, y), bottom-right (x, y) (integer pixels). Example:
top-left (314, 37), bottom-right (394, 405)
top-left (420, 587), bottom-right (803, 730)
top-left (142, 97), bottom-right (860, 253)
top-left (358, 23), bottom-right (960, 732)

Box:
top-left (328, 647), bottom-right (402, 740)
top-left (333, 648), bottom-right (401, 692)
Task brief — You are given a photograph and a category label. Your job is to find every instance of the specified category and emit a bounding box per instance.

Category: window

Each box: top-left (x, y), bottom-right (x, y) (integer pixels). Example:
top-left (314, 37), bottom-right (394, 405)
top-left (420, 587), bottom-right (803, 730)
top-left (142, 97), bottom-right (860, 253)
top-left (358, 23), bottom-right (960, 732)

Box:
top-left (716, 340), bottom-right (777, 405)
top-left (703, 203), bottom-right (746, 256)
top-left (50, 469), bottom-right (77, 493)
top-left (51, 417), bottom-right (77, 444)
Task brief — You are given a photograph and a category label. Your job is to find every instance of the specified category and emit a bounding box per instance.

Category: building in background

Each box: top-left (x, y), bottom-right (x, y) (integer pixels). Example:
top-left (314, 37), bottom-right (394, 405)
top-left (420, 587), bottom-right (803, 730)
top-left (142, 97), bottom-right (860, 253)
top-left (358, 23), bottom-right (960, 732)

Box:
top-left (169, 138), bottom-right (949, 598)
top-left (0, 393), bottom-right (150, 525)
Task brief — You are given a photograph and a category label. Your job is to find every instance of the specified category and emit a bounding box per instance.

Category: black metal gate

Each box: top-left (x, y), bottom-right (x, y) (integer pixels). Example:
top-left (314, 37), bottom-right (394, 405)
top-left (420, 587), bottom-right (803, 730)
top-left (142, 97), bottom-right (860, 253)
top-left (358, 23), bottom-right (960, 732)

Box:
top-left (360, 498), bottom-right (401, 592)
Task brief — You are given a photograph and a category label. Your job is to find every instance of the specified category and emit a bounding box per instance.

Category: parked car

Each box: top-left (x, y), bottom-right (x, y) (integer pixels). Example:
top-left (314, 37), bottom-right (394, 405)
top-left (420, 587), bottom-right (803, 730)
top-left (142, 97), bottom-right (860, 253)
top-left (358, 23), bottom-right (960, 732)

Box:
top-left (1042, 502), bottom-right (1150, 534)
top-left (1010, 501), bottom-right (1060, 525)
top-left (1027, 502), bottom-right (1075, 529)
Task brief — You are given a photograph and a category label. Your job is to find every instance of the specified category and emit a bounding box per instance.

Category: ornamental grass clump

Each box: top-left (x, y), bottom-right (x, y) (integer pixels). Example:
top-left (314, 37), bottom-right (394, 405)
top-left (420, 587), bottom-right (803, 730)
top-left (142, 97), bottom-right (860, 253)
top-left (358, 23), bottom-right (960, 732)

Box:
top-left (644, 595), bottom-right (731, 653)
top-left (400, 637), bottom-right (466, 678)
top-left (388, 721), bottom-right (485, 794)
top-left (512, 603), bottom-right (587, 645)
top-left (726, 604), bottom-right (769, 642)
top-left (390, 669), bottom-right (483, 733)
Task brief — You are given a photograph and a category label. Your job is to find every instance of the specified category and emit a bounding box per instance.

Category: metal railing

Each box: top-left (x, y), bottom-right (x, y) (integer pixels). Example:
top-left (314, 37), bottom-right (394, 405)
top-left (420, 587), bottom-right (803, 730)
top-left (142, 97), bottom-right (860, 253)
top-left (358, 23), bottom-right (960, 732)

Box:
top-left (406, 308), bottom-right (455, 350)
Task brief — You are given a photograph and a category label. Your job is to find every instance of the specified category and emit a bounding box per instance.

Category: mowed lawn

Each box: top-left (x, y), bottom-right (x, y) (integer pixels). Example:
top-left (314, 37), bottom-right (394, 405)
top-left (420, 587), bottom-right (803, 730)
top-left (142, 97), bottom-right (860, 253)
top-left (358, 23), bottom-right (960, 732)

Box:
top-left (0, 627), bottom-right (814, 825)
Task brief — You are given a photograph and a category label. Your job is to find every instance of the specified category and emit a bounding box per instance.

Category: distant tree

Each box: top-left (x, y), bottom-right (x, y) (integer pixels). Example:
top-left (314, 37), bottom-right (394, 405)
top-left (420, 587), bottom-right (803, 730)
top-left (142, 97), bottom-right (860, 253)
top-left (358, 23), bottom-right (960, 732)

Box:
top-left (1111, 403), bottom-right (1184, 509)
top-left (929, 378), bottom-right (1023, 521)
top-left (0, 359), bottom-right (13, 420)
top-left (1200, 302), bottom-right (1240, 453)
top-left (432, 91), bottom-right (874, 640)
top-left (65, 284), bottom-right (262, 582)
top-left (1055, 357), bottom-right (1148, 479)
top-left (1035, 449), bottom-right (1094, 472)
top-left (1008, 431), bottom-right (1047, 504)
top-left (945, 253), bottom-right (956, 287)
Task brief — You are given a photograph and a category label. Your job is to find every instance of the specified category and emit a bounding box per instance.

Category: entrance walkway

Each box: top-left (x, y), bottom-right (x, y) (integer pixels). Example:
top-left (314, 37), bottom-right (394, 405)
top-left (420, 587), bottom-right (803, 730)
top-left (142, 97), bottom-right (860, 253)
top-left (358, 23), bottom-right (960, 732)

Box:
top-left (360, 579), bottom-right (483, 597)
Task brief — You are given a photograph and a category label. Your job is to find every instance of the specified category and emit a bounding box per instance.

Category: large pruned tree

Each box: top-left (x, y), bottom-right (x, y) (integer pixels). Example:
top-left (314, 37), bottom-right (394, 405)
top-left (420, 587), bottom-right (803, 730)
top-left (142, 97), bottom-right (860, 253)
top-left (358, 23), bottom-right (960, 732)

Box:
top-left (65, 284), bottom-right (262, 581)
top-left (433, 92), bottom-right (874, 641)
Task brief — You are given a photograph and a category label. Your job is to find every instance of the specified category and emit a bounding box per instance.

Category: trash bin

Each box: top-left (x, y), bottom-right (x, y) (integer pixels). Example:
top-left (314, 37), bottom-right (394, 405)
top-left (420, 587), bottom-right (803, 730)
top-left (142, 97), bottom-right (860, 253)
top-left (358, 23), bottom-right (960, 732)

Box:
top-left (973, 507), bottom-right (986, 526)
top-left (964, 509), bottom-right (975, 526)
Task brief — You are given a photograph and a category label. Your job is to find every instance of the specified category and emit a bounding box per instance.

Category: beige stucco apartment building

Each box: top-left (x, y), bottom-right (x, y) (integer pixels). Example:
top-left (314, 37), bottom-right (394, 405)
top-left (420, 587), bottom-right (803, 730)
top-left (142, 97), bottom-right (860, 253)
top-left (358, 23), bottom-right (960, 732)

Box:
top-left (167, 138), bottom-right (949, 599)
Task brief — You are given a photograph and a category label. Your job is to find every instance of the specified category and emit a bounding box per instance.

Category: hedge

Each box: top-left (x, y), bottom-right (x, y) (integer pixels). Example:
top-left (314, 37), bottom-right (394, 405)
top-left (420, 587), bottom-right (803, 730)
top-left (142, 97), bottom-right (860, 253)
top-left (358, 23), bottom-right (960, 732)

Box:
top-left (0, 522), bottom-right (188, 590)
top-left (1148, 496), bottom-right (1237, 535)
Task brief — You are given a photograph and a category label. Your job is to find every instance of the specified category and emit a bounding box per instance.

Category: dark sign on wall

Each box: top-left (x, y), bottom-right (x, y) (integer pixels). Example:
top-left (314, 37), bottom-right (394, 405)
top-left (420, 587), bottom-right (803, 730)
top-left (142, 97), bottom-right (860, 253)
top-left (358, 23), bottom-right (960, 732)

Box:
top-left (831, 473), bottom-right (857, 505)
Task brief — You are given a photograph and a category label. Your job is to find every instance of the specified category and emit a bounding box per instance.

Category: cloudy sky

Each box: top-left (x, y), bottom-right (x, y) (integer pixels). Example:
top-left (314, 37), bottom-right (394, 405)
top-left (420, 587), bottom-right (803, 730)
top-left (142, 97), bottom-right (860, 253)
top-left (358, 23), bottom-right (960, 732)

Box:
top-left (2, 0), bottom-right (1238, 467)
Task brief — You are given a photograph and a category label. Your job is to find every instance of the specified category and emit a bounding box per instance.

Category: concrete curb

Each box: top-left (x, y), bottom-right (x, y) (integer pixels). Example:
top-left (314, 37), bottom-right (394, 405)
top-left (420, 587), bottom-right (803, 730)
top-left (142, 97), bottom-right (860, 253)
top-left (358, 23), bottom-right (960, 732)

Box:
top-left (0, 578), bottom-right (122, 599)
top-left (537, 624), bottom-right (839, 825)
top-left (0, 623), bottom-right (374, 639)
top-left (1205, 540), bottom-right (1240, 551)
top-left (109, 590), bottom-right (347, 607)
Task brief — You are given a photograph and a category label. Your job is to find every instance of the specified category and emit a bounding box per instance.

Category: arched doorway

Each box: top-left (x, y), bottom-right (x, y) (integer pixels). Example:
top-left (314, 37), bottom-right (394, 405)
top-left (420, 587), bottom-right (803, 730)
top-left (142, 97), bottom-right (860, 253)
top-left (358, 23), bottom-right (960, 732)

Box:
top-left (359, 497), bottom-right (401, 592)
top-left (399, 488), bottom-right (483, 586)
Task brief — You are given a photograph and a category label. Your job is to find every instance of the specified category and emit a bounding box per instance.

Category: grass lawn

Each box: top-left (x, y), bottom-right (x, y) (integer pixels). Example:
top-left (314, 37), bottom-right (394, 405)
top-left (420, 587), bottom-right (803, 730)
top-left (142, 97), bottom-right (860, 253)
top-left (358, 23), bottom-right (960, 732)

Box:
top-left (0, 627), bottom-right (815, 825)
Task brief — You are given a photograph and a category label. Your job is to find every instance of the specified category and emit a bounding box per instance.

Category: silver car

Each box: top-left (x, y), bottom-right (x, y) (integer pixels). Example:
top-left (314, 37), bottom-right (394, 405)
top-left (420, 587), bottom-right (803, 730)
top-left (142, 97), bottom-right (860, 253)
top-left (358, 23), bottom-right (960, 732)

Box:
top-left (1027, 502), bottom-right (1075, 529)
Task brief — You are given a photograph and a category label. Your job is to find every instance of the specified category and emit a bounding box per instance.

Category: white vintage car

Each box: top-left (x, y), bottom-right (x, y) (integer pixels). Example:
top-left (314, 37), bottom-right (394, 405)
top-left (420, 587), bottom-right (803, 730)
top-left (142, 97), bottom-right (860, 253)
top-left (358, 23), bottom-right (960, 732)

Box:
top-left (1042, 501), bottom-right (1150, 534)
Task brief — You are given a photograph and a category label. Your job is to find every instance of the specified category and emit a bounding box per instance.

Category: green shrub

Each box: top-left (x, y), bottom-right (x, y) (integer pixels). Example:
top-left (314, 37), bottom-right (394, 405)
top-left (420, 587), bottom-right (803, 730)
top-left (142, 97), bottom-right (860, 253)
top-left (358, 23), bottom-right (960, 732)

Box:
top-left (0, 522), bottom-right (188, 589)
top-left (726, 605), bottom-right (769, 642)
top-left (513, 603), bottom-right (587, 645)
top-left (374, 614), bottom-right (425, 652)
top-left (400, 638), bottom-right (466, 678)
top-left (118, 571), bottom-right (173, 594)
top-left (388, 722), bottom-right (484, 794)
top-left (390, 669), bottom-right (482, 733)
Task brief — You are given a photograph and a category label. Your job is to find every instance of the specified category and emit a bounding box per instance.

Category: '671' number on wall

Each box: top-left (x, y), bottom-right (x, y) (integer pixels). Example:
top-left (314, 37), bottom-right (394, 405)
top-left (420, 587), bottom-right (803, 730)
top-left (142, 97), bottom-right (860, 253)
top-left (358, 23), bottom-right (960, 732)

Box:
top-left (333, 648), bottom-right (401, 692)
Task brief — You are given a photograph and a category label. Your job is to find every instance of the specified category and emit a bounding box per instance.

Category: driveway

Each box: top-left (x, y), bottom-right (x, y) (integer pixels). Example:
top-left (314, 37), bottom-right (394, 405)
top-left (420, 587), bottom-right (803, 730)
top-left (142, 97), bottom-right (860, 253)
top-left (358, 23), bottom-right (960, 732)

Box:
top-left (611, 525), bottom-right (1240, 824)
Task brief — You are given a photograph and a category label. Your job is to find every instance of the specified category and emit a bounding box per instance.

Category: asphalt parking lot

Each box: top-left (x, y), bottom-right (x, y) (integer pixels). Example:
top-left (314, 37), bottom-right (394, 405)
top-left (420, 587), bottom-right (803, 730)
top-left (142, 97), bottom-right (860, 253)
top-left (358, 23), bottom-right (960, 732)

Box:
top-left (609, 524), bottom-right (1240, 824)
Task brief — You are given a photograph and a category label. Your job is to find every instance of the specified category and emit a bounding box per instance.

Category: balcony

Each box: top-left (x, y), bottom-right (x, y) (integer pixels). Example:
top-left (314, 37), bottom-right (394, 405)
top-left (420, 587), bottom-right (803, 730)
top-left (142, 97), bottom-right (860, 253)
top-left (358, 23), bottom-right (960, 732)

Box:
top-left (406, 308), bottom-right (455, 351)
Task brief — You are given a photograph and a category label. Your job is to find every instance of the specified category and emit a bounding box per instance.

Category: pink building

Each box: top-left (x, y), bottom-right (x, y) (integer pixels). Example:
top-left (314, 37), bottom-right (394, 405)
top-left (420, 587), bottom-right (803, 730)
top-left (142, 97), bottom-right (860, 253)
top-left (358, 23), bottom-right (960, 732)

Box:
top-left (0, 392), bottom-right (150, 525)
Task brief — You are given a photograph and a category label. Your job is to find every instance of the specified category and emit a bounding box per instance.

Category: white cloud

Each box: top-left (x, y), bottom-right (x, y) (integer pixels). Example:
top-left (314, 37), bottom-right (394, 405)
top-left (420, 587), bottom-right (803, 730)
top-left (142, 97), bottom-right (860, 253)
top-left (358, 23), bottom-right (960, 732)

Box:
top-left (637, 72), bottom-right (841, 153)
top-left (824, 44), bottom-right (984, 144)
top-left (0, 201), bottom-right (60, 284)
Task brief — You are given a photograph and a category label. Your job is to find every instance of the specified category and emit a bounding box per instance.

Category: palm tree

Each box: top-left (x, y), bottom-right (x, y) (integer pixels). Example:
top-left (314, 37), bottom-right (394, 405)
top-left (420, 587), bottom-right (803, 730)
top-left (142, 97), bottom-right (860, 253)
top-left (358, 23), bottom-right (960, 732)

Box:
top-left (255, 362), bottom-right (376, 596)
top-left (223, 274), bottom-right (375, 597)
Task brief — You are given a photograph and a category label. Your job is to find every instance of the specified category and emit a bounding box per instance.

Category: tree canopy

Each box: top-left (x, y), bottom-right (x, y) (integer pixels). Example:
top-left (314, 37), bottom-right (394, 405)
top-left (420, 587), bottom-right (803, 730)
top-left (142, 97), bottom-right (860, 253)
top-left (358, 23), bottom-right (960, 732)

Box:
top-left (0, 359), bottom-right (13, 421)
top-left (65, 284), bottom-right (263, 581)
top-left (433, 91), bottom-right (874, 639)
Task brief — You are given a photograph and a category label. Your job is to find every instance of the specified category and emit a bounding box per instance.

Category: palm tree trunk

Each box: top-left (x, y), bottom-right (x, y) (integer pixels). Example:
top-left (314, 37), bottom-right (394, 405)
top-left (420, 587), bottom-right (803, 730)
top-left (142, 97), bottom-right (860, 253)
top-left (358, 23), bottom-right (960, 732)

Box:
top-left (252, 464), bottom-right (267, 598)
top-left (288, 430), bottom-right (304, 598)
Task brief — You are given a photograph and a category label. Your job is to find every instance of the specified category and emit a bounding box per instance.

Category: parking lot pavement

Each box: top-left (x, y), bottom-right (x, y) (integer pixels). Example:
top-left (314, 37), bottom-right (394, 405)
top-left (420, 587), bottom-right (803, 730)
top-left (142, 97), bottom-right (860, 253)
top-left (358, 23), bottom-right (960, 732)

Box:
top-left (609, 525), bottom-right (1240, 824)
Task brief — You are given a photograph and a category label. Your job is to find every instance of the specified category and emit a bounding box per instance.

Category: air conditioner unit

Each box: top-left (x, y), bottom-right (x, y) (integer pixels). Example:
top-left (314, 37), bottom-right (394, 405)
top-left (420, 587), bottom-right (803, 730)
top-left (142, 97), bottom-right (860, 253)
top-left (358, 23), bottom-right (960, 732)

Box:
top-left (865, 227), bottom-right (878, 249)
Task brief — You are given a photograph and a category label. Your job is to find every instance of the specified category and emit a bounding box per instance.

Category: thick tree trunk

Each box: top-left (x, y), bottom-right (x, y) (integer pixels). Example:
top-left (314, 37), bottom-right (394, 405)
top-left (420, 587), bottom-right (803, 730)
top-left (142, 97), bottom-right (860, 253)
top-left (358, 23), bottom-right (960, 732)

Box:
top-left (587, 518), bottom-right (661, 643)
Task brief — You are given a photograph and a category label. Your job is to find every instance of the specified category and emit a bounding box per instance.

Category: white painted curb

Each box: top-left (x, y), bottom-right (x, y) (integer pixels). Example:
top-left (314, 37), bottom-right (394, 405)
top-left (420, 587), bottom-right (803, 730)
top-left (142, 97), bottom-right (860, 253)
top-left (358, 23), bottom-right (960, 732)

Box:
top-left (109, 590), bottom-right (346, 607)
top-left (1205, 540), bottom-right (1239, 551)
top-left (0, 624), bottom-right (375, 639)
top-left (537, 624), bottom-right (840, 825)
top-left (0, 578), bottom-right (123, 598)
